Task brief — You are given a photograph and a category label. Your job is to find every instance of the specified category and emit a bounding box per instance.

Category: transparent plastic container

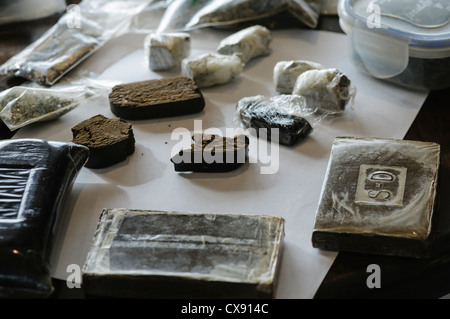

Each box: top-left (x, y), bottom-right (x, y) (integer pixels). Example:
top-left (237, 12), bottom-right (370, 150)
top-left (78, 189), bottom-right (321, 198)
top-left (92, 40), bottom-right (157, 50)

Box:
top-left (338, 0), bottom-right (450, 91)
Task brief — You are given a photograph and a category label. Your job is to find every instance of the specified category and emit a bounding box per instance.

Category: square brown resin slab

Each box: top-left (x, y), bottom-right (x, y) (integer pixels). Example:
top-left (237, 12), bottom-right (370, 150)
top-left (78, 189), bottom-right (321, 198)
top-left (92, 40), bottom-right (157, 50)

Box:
top-left (82, 209), bottom-right (285, 298)
top-left (312, 137), bottom-right (441, 258)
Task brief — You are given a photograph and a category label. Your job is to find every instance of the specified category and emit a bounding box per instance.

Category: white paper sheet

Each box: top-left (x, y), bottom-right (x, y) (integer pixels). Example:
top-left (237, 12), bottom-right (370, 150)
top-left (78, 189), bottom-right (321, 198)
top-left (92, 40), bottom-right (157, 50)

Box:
top-left (13, 28), bottom-right (427, 299)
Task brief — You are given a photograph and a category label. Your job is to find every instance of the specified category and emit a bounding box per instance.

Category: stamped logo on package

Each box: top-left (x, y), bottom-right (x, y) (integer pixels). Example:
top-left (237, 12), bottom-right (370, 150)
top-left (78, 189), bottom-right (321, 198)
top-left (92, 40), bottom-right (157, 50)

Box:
top-left (355, 164), bottom-right (407, 206)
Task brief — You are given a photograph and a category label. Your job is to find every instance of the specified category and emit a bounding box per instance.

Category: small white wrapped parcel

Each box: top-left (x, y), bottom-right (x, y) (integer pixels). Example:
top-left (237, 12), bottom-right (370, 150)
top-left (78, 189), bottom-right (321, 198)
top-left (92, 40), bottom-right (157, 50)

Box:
top-left (273, 60), bottom-right (323, 94)
top-left (181, 52), bottom-right (244, 88)
top-left (144, 32), bottom-right (191, 71)
top-left (292, 68), bottom-right (355, 115)
top-left (216, 25), bottom-right (272, 64)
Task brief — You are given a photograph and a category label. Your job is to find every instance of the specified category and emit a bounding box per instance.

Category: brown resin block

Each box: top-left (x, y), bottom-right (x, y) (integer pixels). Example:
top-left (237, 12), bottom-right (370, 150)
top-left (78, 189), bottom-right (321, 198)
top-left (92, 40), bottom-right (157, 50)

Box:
top-left (109, 76), bottom-right (205, 120)
top-left (312, 137), bottom-right (440, 258)
top-left (82, 209), bottom-right (285, 299)
top-left (170, 133), bottom-right (249, 172)
top-left (71, 114), bottom-right (135, 169)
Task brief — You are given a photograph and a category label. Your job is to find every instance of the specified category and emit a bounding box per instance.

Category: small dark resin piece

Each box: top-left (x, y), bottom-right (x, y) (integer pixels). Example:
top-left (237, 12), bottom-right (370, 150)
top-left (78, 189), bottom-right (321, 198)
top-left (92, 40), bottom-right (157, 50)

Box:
top-left (109, 77), bottom-right (205, 120)
top-left (170, 133), bottom-right (249, 172)
top-left (71, 114), bottom-right (135, 169)
top-left (82, 209), bottom-right (285, 299)
top-left (0, 139), bottom-right (89, 298)
top-left (312, 137), bottom-right (441, 259)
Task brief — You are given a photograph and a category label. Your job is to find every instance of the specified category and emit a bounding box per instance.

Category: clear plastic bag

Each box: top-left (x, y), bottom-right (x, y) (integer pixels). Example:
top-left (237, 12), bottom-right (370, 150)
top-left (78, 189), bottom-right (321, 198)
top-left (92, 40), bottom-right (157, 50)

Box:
top-left (0, 0), bottom-right (154, 86)
top-left (157, 0), bottom-right (321, 32)
top-left (0, 78), bottom-right (115, 131)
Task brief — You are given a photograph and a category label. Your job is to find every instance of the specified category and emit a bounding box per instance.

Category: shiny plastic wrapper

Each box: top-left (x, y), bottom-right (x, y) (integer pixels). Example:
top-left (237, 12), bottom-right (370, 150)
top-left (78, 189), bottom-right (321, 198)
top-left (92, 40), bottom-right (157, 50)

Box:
top-left (157, 0), bottom-right (321, 32)
top-left (312, 137), bottom-right (441, 258)
top-left (0, 79), bottom-right (114, 131)
top-left (0, 0), bottom-right (152, 86)
top-left (82, 209), bottom-right (285, 298)
top-left (0, 139), bottom-right (89, 298)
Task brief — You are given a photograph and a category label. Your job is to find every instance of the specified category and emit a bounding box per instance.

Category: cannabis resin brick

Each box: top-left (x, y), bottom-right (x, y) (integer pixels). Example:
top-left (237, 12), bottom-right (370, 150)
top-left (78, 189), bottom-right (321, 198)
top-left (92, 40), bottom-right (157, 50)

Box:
top-left (82, 209), bottom-right (285, 298)
top-left (312, 137), bottom-right (440, 258)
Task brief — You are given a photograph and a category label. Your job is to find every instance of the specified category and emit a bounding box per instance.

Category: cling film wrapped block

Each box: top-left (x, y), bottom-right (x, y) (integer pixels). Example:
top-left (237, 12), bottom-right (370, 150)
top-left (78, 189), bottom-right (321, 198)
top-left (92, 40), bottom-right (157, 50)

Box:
top-left (144, 32), bottom-right (191, 71)
top-left (235, 95), bottom-right (313, 146)
top-left (312, 137), bottom-right (441, 258)
top-left (292, 68), bottom-right (355, 115)
top-left (82, 209), bottom-right (285, 299)
top-left (217, 25), bottom-right (272, 64)
top-left (181, 53), bottom-right (244, 88)
top-left (0, 139), bottom-right (89, 298)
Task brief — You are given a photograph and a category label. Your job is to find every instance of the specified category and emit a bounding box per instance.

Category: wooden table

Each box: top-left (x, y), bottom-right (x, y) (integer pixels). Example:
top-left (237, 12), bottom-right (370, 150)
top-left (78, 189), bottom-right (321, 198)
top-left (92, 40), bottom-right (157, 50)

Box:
top-left (0, 2), bottom-right (449, 299)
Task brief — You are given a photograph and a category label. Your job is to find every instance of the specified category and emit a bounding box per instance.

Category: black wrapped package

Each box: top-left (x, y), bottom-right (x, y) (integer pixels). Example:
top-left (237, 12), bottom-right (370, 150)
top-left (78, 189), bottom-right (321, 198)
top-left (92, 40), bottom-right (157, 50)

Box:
top-left (82, 209), bottom-right (285, 299)
top-left (235, 95), bottom-right (313, 146)
top-left (0, 139), bottom-right (89, 298)
top-left (312, 137), bottom-right (441, 258)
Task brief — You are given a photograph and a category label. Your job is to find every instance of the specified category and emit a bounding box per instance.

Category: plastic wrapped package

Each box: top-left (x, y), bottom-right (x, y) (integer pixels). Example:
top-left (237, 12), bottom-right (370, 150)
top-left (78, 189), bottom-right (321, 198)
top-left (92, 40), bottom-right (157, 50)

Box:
top-left (312, 137), bottom-right (441, 258)
top-left (217, 25), bottom-right (272, 64)
top-left (0, 0), bottom-right (153, 86)
top-left (273, 60), bottom-right (324, 94)
top-left (0, 139), bottom-right (89, 298)
top-left (0, 78), bottom-right (114, 131)
top-left (235, 95), bottom-right (313, 146)
top-left (144, 32), bottom-right (191, 71)
top-left (181, 53), bottom-right (244, 88)
top-left (157, 0), bottom-right (321, 32)
top-left (292, 68), bottom-right (356, 115)
top-left (82, 209), bottom-right (285, 299)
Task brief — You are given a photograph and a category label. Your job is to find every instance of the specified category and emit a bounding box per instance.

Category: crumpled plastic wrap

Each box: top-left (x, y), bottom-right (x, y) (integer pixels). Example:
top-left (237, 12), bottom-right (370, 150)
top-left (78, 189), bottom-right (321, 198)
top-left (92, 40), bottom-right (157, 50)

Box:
top-left (157, 0), bottom-right (321, 32)
top-left (0, 0), bottom-right (153, 86)
top-left (0, 78), bottom-right (115, 131)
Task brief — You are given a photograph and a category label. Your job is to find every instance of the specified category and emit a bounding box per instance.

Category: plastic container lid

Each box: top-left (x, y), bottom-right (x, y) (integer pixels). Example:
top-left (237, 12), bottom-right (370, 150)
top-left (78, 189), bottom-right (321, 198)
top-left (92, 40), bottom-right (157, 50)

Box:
top-left (338, 0), bottom-right (450, 79)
